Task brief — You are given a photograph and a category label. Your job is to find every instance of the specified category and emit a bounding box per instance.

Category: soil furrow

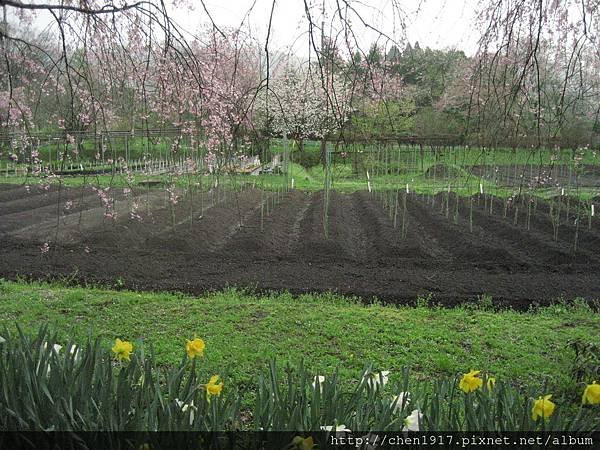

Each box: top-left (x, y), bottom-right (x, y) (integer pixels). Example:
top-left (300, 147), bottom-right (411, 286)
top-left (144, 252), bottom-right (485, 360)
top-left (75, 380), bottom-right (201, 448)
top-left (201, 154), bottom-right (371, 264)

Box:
top-left (406, 195), bottom-right (525, 269)
top-left (352, 191), bottom-right (439, 262)
top-left (469, 195), bottom-right (600, 265)
top-left (292, 191), bottom-right (354, 262)
top-left (8, 191), bottom-right (162, 244)
top-left (220, 190), bottom-right (312, 258)
top-left (1, 184), bottom-right (599, 308)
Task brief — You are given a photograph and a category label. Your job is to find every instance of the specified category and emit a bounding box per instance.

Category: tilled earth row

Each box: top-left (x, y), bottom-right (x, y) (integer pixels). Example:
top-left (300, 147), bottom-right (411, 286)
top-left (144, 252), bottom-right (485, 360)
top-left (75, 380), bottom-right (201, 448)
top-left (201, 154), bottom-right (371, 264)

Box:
top-left (0, 184), bottom-right (599, 309)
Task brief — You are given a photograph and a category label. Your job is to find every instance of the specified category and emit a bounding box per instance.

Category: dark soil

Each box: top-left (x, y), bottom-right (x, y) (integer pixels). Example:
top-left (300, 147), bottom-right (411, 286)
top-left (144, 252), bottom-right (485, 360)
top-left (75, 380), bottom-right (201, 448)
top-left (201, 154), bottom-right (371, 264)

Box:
top-left (1, 184), bottom-right (599, 310)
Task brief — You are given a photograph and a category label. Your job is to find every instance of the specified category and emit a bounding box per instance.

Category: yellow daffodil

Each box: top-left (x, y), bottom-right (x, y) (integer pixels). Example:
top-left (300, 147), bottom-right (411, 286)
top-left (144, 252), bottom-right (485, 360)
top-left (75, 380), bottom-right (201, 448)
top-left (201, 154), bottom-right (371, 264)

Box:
top-left (582, 382), bottom-right (600, 405)
top-left (459, 370), bottom-right (483, 393)
top-left (111, 338), bottom-right (133, 361)
top-left (186, 338), bottom-right (205, 359)
top-left (291, 436), bottom-right (314, 450)
top-left (487, 377), bottom-right (496, 390)
top-left (532, 395), bottom-right (556, 420)
top-left (205, 375), bottom-right (223, 402)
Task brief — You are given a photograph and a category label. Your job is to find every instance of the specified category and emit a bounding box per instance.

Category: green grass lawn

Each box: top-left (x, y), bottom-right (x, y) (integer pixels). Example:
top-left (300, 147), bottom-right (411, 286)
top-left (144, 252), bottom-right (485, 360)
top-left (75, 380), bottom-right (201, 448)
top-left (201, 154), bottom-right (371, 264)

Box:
top-left (0, 280), bottom-right (597, 398)
top-left (3, 135), bottom-right (600, 201)
top-left (2, 161), bottom-right (599, 200)
top-left (4, 132), bottom-right (600, 200)
top-left (4, 136), bottom-right (597, 168)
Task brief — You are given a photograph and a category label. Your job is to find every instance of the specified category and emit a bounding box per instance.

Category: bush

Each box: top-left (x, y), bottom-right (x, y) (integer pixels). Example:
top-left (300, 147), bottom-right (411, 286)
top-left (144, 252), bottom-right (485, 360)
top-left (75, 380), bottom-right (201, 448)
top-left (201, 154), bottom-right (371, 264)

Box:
top-left (294, 149), bottom-right (321, 169)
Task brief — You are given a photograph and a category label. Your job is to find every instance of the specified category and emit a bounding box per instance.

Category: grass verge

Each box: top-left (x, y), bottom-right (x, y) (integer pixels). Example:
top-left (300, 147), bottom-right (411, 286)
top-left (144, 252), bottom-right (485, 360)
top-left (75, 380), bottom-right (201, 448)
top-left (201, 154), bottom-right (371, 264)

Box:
top-left (0, 280), bottom-right (597, 398)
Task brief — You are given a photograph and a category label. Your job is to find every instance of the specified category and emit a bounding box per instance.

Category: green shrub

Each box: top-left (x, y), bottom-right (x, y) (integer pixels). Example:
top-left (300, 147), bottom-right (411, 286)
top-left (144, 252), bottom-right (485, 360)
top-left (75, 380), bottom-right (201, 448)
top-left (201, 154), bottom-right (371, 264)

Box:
top-left (294, 151), bottom-right (321, 169)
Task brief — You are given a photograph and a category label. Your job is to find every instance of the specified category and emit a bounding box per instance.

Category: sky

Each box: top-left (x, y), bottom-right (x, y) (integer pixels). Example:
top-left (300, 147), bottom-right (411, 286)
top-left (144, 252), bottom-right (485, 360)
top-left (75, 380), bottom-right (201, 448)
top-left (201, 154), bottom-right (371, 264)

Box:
top-left (173, 0), bottom-right (481, 56)
top-left (8, 0), bottom-right (481, 57)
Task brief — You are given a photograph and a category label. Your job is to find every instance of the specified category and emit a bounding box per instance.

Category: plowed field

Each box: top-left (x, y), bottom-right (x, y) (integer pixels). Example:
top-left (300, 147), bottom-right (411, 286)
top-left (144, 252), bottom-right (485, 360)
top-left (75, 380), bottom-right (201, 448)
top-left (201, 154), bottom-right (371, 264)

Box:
top-left (1, 184), bottom-right (598, 309)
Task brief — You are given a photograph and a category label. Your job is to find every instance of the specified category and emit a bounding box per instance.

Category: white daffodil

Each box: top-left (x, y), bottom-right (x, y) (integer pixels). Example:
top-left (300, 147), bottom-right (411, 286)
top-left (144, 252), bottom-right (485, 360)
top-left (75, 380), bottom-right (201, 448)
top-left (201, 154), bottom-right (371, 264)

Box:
top-left (42, 342), bottom-right (63, 354)
top-left (42, 343), bottom-right (81, 361)
top-left (402, 409), bottom-right (422, 432)
top-left (39, 342), bottom-right (67, 377)
top-left (67, 344), bottom-right (81, 361)
top-left (363, 370), bottom-right (390, 390)
top-left (320, 424), bottom-right (351, 433)
top-left (312, 375), bottom-right (325, 393)
top-left (390, 392), bottom-right (411, 414)
top-left (175, 398), bottom-right (197, 425)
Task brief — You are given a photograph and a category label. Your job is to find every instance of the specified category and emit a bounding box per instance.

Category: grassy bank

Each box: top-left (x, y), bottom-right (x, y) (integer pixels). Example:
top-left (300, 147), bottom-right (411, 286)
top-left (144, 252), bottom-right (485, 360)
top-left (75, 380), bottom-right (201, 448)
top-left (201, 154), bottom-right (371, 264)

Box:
top-left (2, 163), bottom-right (599, 200)
top-left (0, 280), bottom-right (597, 395)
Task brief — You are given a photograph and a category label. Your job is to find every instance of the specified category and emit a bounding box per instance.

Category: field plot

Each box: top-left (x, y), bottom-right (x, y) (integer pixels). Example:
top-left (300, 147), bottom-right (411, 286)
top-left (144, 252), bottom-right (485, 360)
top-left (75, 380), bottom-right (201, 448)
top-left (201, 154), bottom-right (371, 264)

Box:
top-left (0, 183), bottom-right (599, 309)
top-left (471, 164), bottom-right (600, 188)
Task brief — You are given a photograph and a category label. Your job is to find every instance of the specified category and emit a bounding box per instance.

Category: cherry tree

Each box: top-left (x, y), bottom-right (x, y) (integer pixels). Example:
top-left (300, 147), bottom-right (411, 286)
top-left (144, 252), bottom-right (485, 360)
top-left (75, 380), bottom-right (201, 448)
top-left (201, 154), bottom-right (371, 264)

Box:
top-left (195, 29), bottom-right (261, 170)
top-left (473, 0), bottom-right (600, 148)
top-left (258, 50), bottom-right (358, 153)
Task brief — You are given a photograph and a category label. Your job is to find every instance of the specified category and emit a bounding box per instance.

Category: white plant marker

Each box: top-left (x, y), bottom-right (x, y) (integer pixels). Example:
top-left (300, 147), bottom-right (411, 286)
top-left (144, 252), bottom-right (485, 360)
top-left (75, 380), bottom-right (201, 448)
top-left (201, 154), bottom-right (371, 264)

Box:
top-left (561, 188), bottom-right (565, 196)
top-left (406, 183), bottom-right (409, 194)
top-left (291, 178), bottom-right (295, 189)
top-left (479, 182), bottom-right (484, 194)
top-left (592, 204), bottom-right (595, 217)
top-left (366, 170), bottom-right (371, 193)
